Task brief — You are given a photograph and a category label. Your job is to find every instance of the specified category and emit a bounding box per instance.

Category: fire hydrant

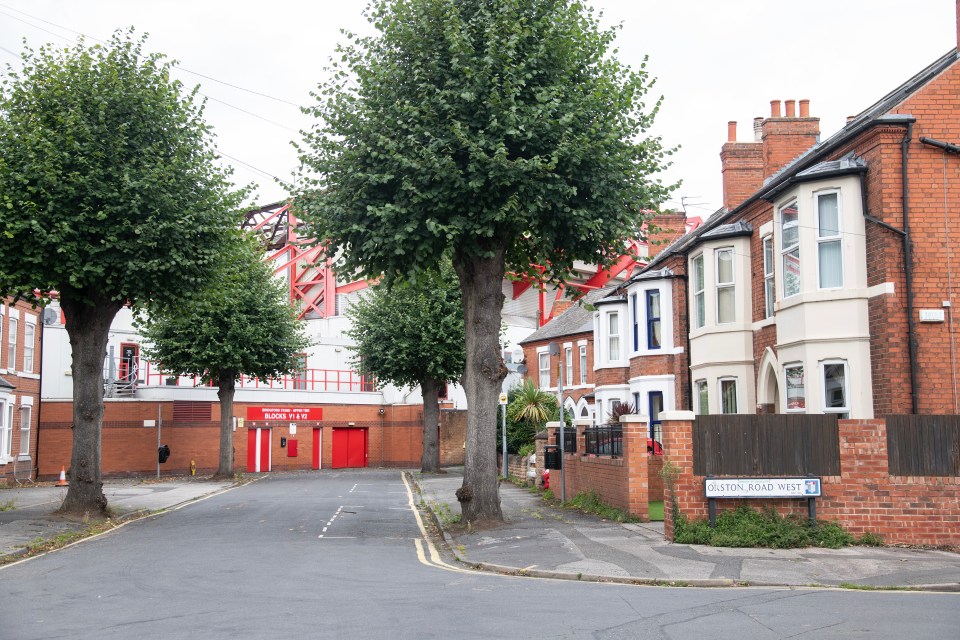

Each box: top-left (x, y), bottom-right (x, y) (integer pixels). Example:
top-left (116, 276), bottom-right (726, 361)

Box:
top-left (541, 468), bottom-right (550, 490)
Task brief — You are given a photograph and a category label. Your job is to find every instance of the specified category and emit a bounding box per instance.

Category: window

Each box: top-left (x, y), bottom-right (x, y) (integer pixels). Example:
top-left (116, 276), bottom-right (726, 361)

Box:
top-left (0, 399), bottom-right (10, 460)
top-left (23, 321), bottom-right (35, 372)
top-left (719, 378), bottom-right (738, 414)
top-left (695, 380), bottom-right (709, 415)
top-left (579, 346), bottom-right (587, 385)
top-left (631, 293), bottom-right (639, 351)
top-left (692, 255), bottom-right (705, 328)
top-left (646, 290), bottom-right (662, 349)
top-left (785, 364), bottom-right (805, 411)
top-left (648, 391), bottom-right (663, 445)
top-left (822, 361), bottom-right (849, 418)
top-left (763, 236), bottom-right (775, 318)
top-left (0, 305), bottom-right (4, 368)
top-left (716, 248), bottom-right (735, 323)
top-left (565, 347), bottom-right (573, 387)
top-left (780, 201), bottom-right (800, 297)
top-left (817, 192), bottom-right (843, 289)
top-left (19, 404), bottom-right (31, 456)
top-left (7, 316), bottom-right (16, 370)
top-left (607, 312), bottom-right (620, 361)
top-left (538, 352), bottom-right (550, 388)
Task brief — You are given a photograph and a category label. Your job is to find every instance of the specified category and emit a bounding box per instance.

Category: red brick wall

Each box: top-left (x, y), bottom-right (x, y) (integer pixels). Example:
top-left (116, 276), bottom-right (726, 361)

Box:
top-left (548, 420), bottom-right (649, 520)
top-left (39, 399), bottom-right (432, 478)
top-left (663, 416), bottom-right (960, 546)
top-left (439, 409), bottom-right (466, 466)
top-left (0, 299), bottom-right (42, 483)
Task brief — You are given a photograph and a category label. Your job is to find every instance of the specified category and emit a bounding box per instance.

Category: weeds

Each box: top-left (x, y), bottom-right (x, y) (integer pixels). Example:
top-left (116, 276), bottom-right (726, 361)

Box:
top-left (431, 500), bottom-right (461, 526)
top-left (568, 491), bottom-right (639, 523)
top-left (0, 499), bottom-right (15, 512)
top-left (858, 532), bottom-right (885, 547)
top-left (673, 505), bottom-right (855, 549)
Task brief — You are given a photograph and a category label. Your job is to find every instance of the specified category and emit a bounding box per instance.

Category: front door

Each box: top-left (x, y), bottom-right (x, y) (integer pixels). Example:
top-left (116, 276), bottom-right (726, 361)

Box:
top-left (246, 428), bottom-right (272, 472)
top-left (332, 428), bottom-right (367, 469)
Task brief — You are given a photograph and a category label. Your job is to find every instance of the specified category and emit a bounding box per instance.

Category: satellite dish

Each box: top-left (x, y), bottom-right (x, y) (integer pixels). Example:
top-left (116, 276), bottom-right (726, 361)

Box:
top-left (42, 307), bottom-right (59, 326)
top-left (510, 346), bottom-right (524, 364)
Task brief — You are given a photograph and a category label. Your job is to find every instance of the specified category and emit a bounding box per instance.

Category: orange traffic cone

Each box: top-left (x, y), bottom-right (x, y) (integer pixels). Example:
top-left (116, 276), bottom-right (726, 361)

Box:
top-left (56, 466), bottom-right (68, 487)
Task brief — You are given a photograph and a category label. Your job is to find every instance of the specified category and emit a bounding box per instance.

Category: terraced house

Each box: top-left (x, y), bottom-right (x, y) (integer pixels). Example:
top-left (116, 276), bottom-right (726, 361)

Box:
top-left (0, 298), bottom-right (42, 483)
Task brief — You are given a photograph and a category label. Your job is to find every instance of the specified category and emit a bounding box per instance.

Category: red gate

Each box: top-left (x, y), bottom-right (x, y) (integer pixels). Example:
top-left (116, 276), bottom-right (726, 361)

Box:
top-left (332, 428), bottom-right (367, 469)
top-left (246, 428), bottom-right (272, 472)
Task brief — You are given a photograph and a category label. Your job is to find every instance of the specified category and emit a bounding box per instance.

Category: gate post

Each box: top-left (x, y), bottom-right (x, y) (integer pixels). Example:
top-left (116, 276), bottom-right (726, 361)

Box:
top-left (659, 411), bottom-right (695, 541)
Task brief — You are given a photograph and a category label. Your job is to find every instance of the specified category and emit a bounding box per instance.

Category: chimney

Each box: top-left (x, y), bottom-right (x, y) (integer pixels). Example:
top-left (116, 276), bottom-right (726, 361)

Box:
top-left (720, 119), bottom-right (763, 211)
top-left (645, 212), bottom-right (689, 258)
top-left (760, 98), bottom-right (820, 179)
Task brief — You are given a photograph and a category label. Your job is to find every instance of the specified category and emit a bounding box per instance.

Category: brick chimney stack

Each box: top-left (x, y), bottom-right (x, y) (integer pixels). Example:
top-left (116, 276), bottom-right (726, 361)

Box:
top-left (721, 99), bottom-right (820, 211)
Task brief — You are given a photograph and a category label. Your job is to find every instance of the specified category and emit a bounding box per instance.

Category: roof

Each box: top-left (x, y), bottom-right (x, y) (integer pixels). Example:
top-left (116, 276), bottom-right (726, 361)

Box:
top-left (637, 47), bottom-right (959, 276)
top-left (0, 376), bottom-right (15, 390)
top-left (518, 287), bottom-right (611, 344)
top-left (697, 220), bottom-right (754, 243)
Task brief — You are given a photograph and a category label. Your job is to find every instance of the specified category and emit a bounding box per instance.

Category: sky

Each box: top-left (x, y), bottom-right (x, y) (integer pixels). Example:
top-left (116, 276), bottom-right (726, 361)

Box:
top-left (0, 0), bottom-right (956, 219)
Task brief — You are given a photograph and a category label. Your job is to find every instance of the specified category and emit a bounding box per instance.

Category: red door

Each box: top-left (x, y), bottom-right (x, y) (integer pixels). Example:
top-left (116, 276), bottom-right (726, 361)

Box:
top-left (332, 428), bottom-right (367, 469)
top-left (246, 428), bottom-right (272, 472)
top-left (312, 428), bottom-right (322, 470)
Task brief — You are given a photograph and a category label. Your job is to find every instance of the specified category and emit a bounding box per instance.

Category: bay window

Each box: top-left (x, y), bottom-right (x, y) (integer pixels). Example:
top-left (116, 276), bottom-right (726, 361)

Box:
top-left (763, 235), bottom-right (775, 317)
top-left (719, 378), bottom-right (738, 414)
top-left (780, 201), bottom-right (800, 298)
top-left (716, 248), bottom-right (735, 323)
top-left (646, 290), bottom-right (661, 349)
top-left (692, 255), bottom-right (705, 328)
top-left (817, 191), bottom-right (843, 288)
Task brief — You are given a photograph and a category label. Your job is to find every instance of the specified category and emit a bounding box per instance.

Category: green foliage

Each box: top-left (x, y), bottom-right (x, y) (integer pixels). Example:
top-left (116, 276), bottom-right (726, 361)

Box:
top-left (0, 30), bottom-right (244, 307)
top-left (345, 262), bottom-right (464, 388)
top-left (517, 443), bottom-right (535, 459)
top-left (673, 506), bottom-right (856, 549)
top-left (497, 380), bottom-right (559, 453)
top-left (858, 532), bottom-right (885, 547)
top-left (568, 490), bottom-right (638, 523)
top-left (137, 235), bottom-right (309, 384)
top-left (295, 0), bottom-right (674, 285)
top-left (605, 401), bottom-right (637, 425)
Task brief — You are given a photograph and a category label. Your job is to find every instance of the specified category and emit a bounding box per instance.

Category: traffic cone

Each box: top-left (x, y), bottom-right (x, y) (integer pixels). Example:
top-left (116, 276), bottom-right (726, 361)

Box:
top-left (55, 466), bottom-right (68, 487)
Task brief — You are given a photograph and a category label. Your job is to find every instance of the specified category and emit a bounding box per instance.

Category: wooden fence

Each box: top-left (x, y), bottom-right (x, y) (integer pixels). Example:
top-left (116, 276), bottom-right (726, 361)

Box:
top-left (886, 415), bottom-right (960, 476)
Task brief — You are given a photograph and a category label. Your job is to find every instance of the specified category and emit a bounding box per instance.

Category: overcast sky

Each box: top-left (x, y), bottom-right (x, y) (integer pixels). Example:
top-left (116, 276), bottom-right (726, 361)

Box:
top-left (0, 1), bottom-right (955, 218)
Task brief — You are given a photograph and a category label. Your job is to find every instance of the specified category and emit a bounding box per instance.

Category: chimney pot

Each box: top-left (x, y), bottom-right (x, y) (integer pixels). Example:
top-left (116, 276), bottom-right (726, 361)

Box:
top-left (770, 100), bottom-right (782, 118)
top-left (753, 117), bottom-right (763, 142)
top-left (799, 99), bottom-right (810, 118)
top-left (727, 121), bottom-right (737, 142)
top-left (785, 99), bottom-right (796, 118)
top-left (847, 115), bottom-right (856, 123)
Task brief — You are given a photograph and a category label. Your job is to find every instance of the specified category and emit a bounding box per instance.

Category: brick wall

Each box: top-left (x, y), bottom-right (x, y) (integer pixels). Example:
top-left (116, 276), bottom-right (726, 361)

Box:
top-left (439, 409), bottom-right (466, 466)
top-left (0, 299), bottom-right (42, 483)
top-left (547, 418), bottom-right (649, 520)
top-left (663, 415), bottom-right (960, 546)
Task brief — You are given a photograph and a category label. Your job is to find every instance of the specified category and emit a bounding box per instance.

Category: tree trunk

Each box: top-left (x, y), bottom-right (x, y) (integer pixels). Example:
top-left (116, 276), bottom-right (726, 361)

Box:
top-left (420, 377), bottom-right (441, 473)
top-left (215, 372), bottom-right (237, 479)
top-left (58, 294), bottom-right (123, 517)
top-left (454, 249), bottom-right (507, 524)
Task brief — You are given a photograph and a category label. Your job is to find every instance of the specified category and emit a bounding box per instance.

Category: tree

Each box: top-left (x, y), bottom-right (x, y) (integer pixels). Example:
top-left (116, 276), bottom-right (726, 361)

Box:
top-left (0, 32), bottom-right (243, 515)
top-left (137, 235), bottom-right (310, 478)
top-left (498, 379), bottom-right (558, 454)
top-left (346, 264), bottom-right (465, 473)
top-left (296, 0), bottom-right (673, 523)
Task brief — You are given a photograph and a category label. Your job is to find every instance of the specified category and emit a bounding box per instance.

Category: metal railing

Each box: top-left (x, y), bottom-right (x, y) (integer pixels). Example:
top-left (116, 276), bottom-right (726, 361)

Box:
top-left (102, 357), bottom-right (376, 394)
top-left (584, 424), bottom-right (622, 457)
top-left (555, 428), bottom-right (577, 453)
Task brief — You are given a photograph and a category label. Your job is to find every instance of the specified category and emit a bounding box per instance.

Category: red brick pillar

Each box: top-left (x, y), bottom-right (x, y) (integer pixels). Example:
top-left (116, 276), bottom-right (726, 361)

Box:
top-left (659, 411), bottom-right (695, 540)
top-left (621, 415), bottom-right (649, 521)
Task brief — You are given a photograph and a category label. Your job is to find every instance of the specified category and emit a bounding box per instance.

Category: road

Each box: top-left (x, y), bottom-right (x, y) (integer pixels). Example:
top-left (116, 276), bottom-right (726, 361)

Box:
top-left (1, 469), bottom-right (957, 639)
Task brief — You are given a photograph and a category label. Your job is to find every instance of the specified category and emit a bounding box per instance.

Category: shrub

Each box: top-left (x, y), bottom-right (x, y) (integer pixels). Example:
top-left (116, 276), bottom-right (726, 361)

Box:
top-left (673, 505), bottom-right (856, 549)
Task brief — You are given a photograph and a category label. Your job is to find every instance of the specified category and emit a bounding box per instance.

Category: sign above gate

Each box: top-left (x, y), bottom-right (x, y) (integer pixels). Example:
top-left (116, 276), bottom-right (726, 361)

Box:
top-left (247, 406), bottom-right (323, 422)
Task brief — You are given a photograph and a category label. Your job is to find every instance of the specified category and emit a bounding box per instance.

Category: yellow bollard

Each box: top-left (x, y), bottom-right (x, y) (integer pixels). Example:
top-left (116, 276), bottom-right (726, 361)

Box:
top-left (190, 459), bottom-right (196, 476)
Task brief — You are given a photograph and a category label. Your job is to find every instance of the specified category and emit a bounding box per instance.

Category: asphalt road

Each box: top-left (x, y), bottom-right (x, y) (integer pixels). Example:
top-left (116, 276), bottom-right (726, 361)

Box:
top-left (1, 469), bottom-right (957, 639)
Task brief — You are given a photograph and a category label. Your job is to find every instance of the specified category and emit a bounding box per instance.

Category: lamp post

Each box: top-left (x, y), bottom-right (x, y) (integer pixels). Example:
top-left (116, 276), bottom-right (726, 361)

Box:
top-left (548, 342), bottom-right (565, 502)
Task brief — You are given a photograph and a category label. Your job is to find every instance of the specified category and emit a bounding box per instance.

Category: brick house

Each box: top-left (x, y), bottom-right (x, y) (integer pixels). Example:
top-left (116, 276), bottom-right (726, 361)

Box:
top-left (0, 298), bottom-right (42, 483)
top-left (634, 12), bottom-right (960, 419)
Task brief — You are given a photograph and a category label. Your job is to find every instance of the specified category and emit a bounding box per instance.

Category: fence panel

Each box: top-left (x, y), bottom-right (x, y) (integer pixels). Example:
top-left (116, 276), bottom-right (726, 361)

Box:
top-left (693, 414), bottom-right (839, 476)
top-left (584, 425), bottom-right (622, 457)
top-left (887, 415), bottom-right (960, 476)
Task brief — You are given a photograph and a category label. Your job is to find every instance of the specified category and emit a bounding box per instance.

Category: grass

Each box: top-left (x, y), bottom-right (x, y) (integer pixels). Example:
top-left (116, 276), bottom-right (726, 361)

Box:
top-left (430, 500), bottom-right (461, 526)
top-left (0, 499), bottom-right (15, 512)
top-left (839, 582), bottom-right (915, 591)
top-left (648, 500), bottom-right (664, 522)
top-left (0, 519), bottom-right (120, 566)
top-left (568, 491), bottom-right (639, 523)
top-left (673, 505), bottom-right (856, 549)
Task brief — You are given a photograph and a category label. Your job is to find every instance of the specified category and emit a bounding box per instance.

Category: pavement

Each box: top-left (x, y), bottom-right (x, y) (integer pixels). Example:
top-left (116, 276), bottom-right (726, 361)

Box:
top-left (415, 469), bottom-right (960, 591)
top-left (0, 476), bottom-right (234, 560)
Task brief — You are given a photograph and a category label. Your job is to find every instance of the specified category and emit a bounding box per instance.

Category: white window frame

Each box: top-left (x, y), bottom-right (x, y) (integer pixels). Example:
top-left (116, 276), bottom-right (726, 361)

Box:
top-left (564, 347), bottom-right (573, 387)
top-left (538, 351), bottom-right (550, 389)
top-left (23, 317), bottom-right (36, 373)
top-left (692, 254), bottom-right (705, 328)
top-left (763, 235), bottom-right (775, 318)
top-left (816, 190), bottom-right (843, 289)
top-left (715, 247), bottom-right (735, 324)
top-left (695, 379), bottom-right (709, 415)
top-left (579, 345), bottom-right (587, 385)
top-left (19, 399), bottom-right (32, 458)
top-left (780, 200), bottom-right (800, 298)
top-left (607, 311), bottom-right (620, 361)
top-left (719, 377), bottom-right (739, 414)
top-left (0, 398), bottom-right (10, 461)
top-left (821, 359), bottom-right (849, 418)
top-left (784, 363), bottom-right (806, 412)
top-left (0, 305), bottom-right (5, 370)
top-left (7, 315), bottom-right (17, 371)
